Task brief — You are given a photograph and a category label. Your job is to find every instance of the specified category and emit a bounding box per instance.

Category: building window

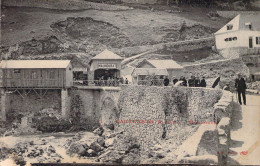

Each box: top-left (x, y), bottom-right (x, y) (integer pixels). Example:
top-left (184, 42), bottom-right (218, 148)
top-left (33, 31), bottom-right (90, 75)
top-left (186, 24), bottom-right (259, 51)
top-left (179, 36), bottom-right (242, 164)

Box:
top-left (256, 37), bottom-right (260, 45)
top-left (245, 22), bottom-right (252, 30)
top-left (50, 71), bottom-right (55, 79)
top-left (227, 25), bottom-right (233, 30)
top-left (225, 37), bottom-right (237, 42)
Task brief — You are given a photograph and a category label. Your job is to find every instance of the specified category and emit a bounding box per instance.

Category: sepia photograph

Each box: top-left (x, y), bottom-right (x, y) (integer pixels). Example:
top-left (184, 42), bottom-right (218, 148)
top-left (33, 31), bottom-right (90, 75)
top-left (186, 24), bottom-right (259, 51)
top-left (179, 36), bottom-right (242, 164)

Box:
top-left (0, 0), bottom-right (259, 165)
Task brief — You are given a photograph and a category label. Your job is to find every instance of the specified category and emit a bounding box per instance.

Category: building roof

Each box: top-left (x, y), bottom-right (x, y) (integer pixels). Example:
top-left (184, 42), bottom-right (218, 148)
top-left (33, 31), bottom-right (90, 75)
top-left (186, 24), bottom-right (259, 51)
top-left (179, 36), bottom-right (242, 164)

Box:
top-left (215, 13), bottom-right (260, 34)
top-left (91, 49), bottom-right (123, 60)
top-left (137, 59), bottom-right (183, 69)
top-left (239, 13), bottom-right (260, 31)
top-left (132, 68), bottom-right (168, 76)
top-left (148, 60), bottom-right (183, 69)
top-left (0, 60), bottom-right (71, 69)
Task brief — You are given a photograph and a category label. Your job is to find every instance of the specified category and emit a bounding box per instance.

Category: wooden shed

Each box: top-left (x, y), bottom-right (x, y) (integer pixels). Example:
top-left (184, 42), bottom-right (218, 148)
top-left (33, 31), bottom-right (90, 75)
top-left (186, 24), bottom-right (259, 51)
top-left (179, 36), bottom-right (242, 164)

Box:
top-left (0, 60), bottom-right (73, 88)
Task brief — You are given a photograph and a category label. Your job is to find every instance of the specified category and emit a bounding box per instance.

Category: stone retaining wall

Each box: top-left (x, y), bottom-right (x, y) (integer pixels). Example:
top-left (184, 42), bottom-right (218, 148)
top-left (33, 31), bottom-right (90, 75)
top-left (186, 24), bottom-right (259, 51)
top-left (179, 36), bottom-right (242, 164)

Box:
top-left (172, 90), bottom-right (235, 165)
top-left (117, 86), bottom-right (222, 155)
top-left (2, 0), bottom-right (132, 11)
top-left (218, 47), bottom-right (260, 59)
top-left (217, 11), bottom-right (259, 18)
top-left (118, 37), bottom-right (214, 62)
top-left (214, 90), bottom-right (235, 165)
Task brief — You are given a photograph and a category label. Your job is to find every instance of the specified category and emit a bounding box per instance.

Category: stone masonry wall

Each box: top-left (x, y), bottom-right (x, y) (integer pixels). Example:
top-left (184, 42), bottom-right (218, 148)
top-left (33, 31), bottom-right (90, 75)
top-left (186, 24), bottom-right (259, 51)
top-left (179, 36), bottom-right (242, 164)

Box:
top-left (116, 86), bottom-right (222, 155)
top-left (170, 90), bottom-right (235, 165)
top-left (70, 89), bottom-right (101, 124)
top-left (216, 11), bottom-right (259, 19)
top-left (2, 0), bottom-right (132, 11)
top-left (69, 88), bottom-right (121, 129)
top-left (214, 90), bottom-right (235, 165)
top-left (219, 47), bottom-right (260, 59)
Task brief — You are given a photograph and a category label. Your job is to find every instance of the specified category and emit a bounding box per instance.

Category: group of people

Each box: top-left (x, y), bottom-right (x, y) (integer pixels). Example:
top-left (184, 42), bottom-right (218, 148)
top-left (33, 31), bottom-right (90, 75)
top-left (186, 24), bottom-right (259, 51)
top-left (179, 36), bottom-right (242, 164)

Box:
top-left (163, 73), bottom-right (247, 105)
top-left (163, 75), bottom-right (207, 87)
top-left (96, 76), bottom-right (128, 86)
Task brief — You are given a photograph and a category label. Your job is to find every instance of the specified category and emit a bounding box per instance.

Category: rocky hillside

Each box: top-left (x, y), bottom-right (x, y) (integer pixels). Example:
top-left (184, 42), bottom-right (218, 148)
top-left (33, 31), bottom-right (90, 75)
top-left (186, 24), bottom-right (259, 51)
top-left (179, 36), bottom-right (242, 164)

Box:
top-left (0, 3), bottom-right (229, 64)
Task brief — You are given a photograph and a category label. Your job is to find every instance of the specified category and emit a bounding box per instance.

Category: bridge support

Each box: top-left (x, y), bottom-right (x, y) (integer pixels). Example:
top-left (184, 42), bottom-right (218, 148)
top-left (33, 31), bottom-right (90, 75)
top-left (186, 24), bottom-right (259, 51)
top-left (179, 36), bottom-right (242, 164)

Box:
top-left (61, 89), bottom-right (70, 119)
top-left (1, 89), bottom-right (7, 121)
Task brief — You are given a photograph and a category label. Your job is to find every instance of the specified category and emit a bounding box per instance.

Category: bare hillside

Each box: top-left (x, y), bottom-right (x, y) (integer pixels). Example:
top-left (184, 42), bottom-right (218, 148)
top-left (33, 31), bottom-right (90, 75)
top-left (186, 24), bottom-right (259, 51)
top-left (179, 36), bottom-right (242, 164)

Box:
top-left (0, 4), bottom-right (229, 63)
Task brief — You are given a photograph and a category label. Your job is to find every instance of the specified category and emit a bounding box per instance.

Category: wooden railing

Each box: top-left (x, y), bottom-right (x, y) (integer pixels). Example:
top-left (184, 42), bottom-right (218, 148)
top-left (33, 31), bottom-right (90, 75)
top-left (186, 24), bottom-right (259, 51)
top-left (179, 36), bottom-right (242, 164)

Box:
top-left (3, 78), bottom-right (62, 88)
top-left (73, 80), bottom-right (122, 87)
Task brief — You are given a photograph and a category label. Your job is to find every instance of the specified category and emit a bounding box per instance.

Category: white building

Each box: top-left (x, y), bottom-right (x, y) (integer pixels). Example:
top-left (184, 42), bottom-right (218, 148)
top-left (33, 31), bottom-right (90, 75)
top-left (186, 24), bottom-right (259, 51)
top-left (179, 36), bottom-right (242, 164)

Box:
top-left (215, 13), bottom-right (260, 58)
top-left (132, 59), bottom-right (183, 85)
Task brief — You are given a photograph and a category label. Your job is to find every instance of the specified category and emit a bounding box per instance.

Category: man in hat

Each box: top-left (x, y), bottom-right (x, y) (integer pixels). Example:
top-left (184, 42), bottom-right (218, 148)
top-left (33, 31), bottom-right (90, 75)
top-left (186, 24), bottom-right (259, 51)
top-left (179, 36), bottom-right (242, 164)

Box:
top-left (235, 73), bottom-right (247, 105)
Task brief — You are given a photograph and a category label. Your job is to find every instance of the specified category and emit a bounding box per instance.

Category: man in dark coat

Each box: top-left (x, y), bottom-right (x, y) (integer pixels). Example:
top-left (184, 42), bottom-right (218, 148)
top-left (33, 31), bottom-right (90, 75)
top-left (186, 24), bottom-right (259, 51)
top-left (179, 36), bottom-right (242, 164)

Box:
top-left (172, 77), bottom-right (178, 85)
top-left (235, 73), bottom-right (247, 105)
top-left (195, 77), bottom-right (200, 87)
top-left (164, 76), bottom-right (170, 86)
top-left (188, 75), bottom-right (195, 87)
top-left (180, 76), bottom-right (187, 86)
top-left (200, 77), bottom-right (206, 87)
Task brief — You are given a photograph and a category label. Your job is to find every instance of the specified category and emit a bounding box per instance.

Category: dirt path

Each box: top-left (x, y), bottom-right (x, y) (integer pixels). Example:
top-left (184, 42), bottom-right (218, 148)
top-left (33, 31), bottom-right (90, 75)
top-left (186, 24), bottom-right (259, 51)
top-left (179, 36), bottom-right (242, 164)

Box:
top-left (228, 94), bottom-right (260, 165)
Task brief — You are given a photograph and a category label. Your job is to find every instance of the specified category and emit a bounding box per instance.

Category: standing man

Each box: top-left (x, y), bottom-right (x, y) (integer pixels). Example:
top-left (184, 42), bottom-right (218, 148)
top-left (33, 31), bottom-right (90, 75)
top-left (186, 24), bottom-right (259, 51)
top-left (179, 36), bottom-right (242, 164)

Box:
top-left (235, 73), bottom-right (247, 105)
top-left (188, 75), bottom-right (195, 87)
top-left (172, 77), bottom-right (178, 85)
top-left (195, 76), bottom-right (200, 87)
top-left (200, 77), bottom-right (206, 87)
top-left (164, 76), bottom-right (169, 86)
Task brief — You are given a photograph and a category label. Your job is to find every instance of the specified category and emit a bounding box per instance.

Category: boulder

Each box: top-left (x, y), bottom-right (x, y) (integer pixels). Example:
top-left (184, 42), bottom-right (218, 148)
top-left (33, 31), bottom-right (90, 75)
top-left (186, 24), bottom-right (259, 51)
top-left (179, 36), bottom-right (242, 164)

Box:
top-left (67, 142), bottom-right (87, 156)
top-left (47, 145), bottom-right (56, 153)
top-left (87, 149), bottom-right (97, 157)
top-left (97, 137), bottom-right (105, 147)
top-left (122, 152), bottom-right (140, 164)
top-left (93, 127), bottom-right (104, 136)
top-left (90, 142), bottom-right (102, 152)
top-left (98, 149), bottom-right (123, 163)
top-left (105, 137), bottom-right (116, 147)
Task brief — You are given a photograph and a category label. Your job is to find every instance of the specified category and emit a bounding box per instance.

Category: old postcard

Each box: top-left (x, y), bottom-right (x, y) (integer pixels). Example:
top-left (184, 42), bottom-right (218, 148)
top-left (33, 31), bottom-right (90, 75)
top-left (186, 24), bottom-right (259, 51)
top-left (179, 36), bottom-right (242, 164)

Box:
top-left (0, 0), bottom-right (259, 165)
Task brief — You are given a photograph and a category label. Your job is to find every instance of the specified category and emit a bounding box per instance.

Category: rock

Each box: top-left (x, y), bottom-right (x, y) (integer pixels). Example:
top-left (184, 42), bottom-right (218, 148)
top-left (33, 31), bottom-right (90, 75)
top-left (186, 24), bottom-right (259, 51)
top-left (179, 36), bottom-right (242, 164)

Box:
top-left (87, 149), bottom-right (97, 157)
top-left (153, 144), bottom-right (162, 151)
top-left (219, 136), bottom-right (227, 145)
top-left (47, 145), bottom-right (56, 153)
top-left (105, 137), bottom-right (116, 147)
top-left (97, 137), bottom-right (105, 147)
top-left (93, 127), bottom-right (104, 136)
top-left (105, 124), bottom-right (115, 130)
top-left (90, 142), bottom-right (102, 152)
top-left (122, 152), bottom-right (140, 164)
top-left (178, 155), bottom-right (218, 164)
top-left (148, 151), bottom-right (157, 158)
top-left (41, 139), bottom-right (47, 145)
top-left (98, 150), bottom-right (123, 163)
top-left (218, 128), bottom-right (225, 135)
top-left (103, 130), bottom-right (123, 139)
top-left (67, 142), bottom-right (87, 156)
